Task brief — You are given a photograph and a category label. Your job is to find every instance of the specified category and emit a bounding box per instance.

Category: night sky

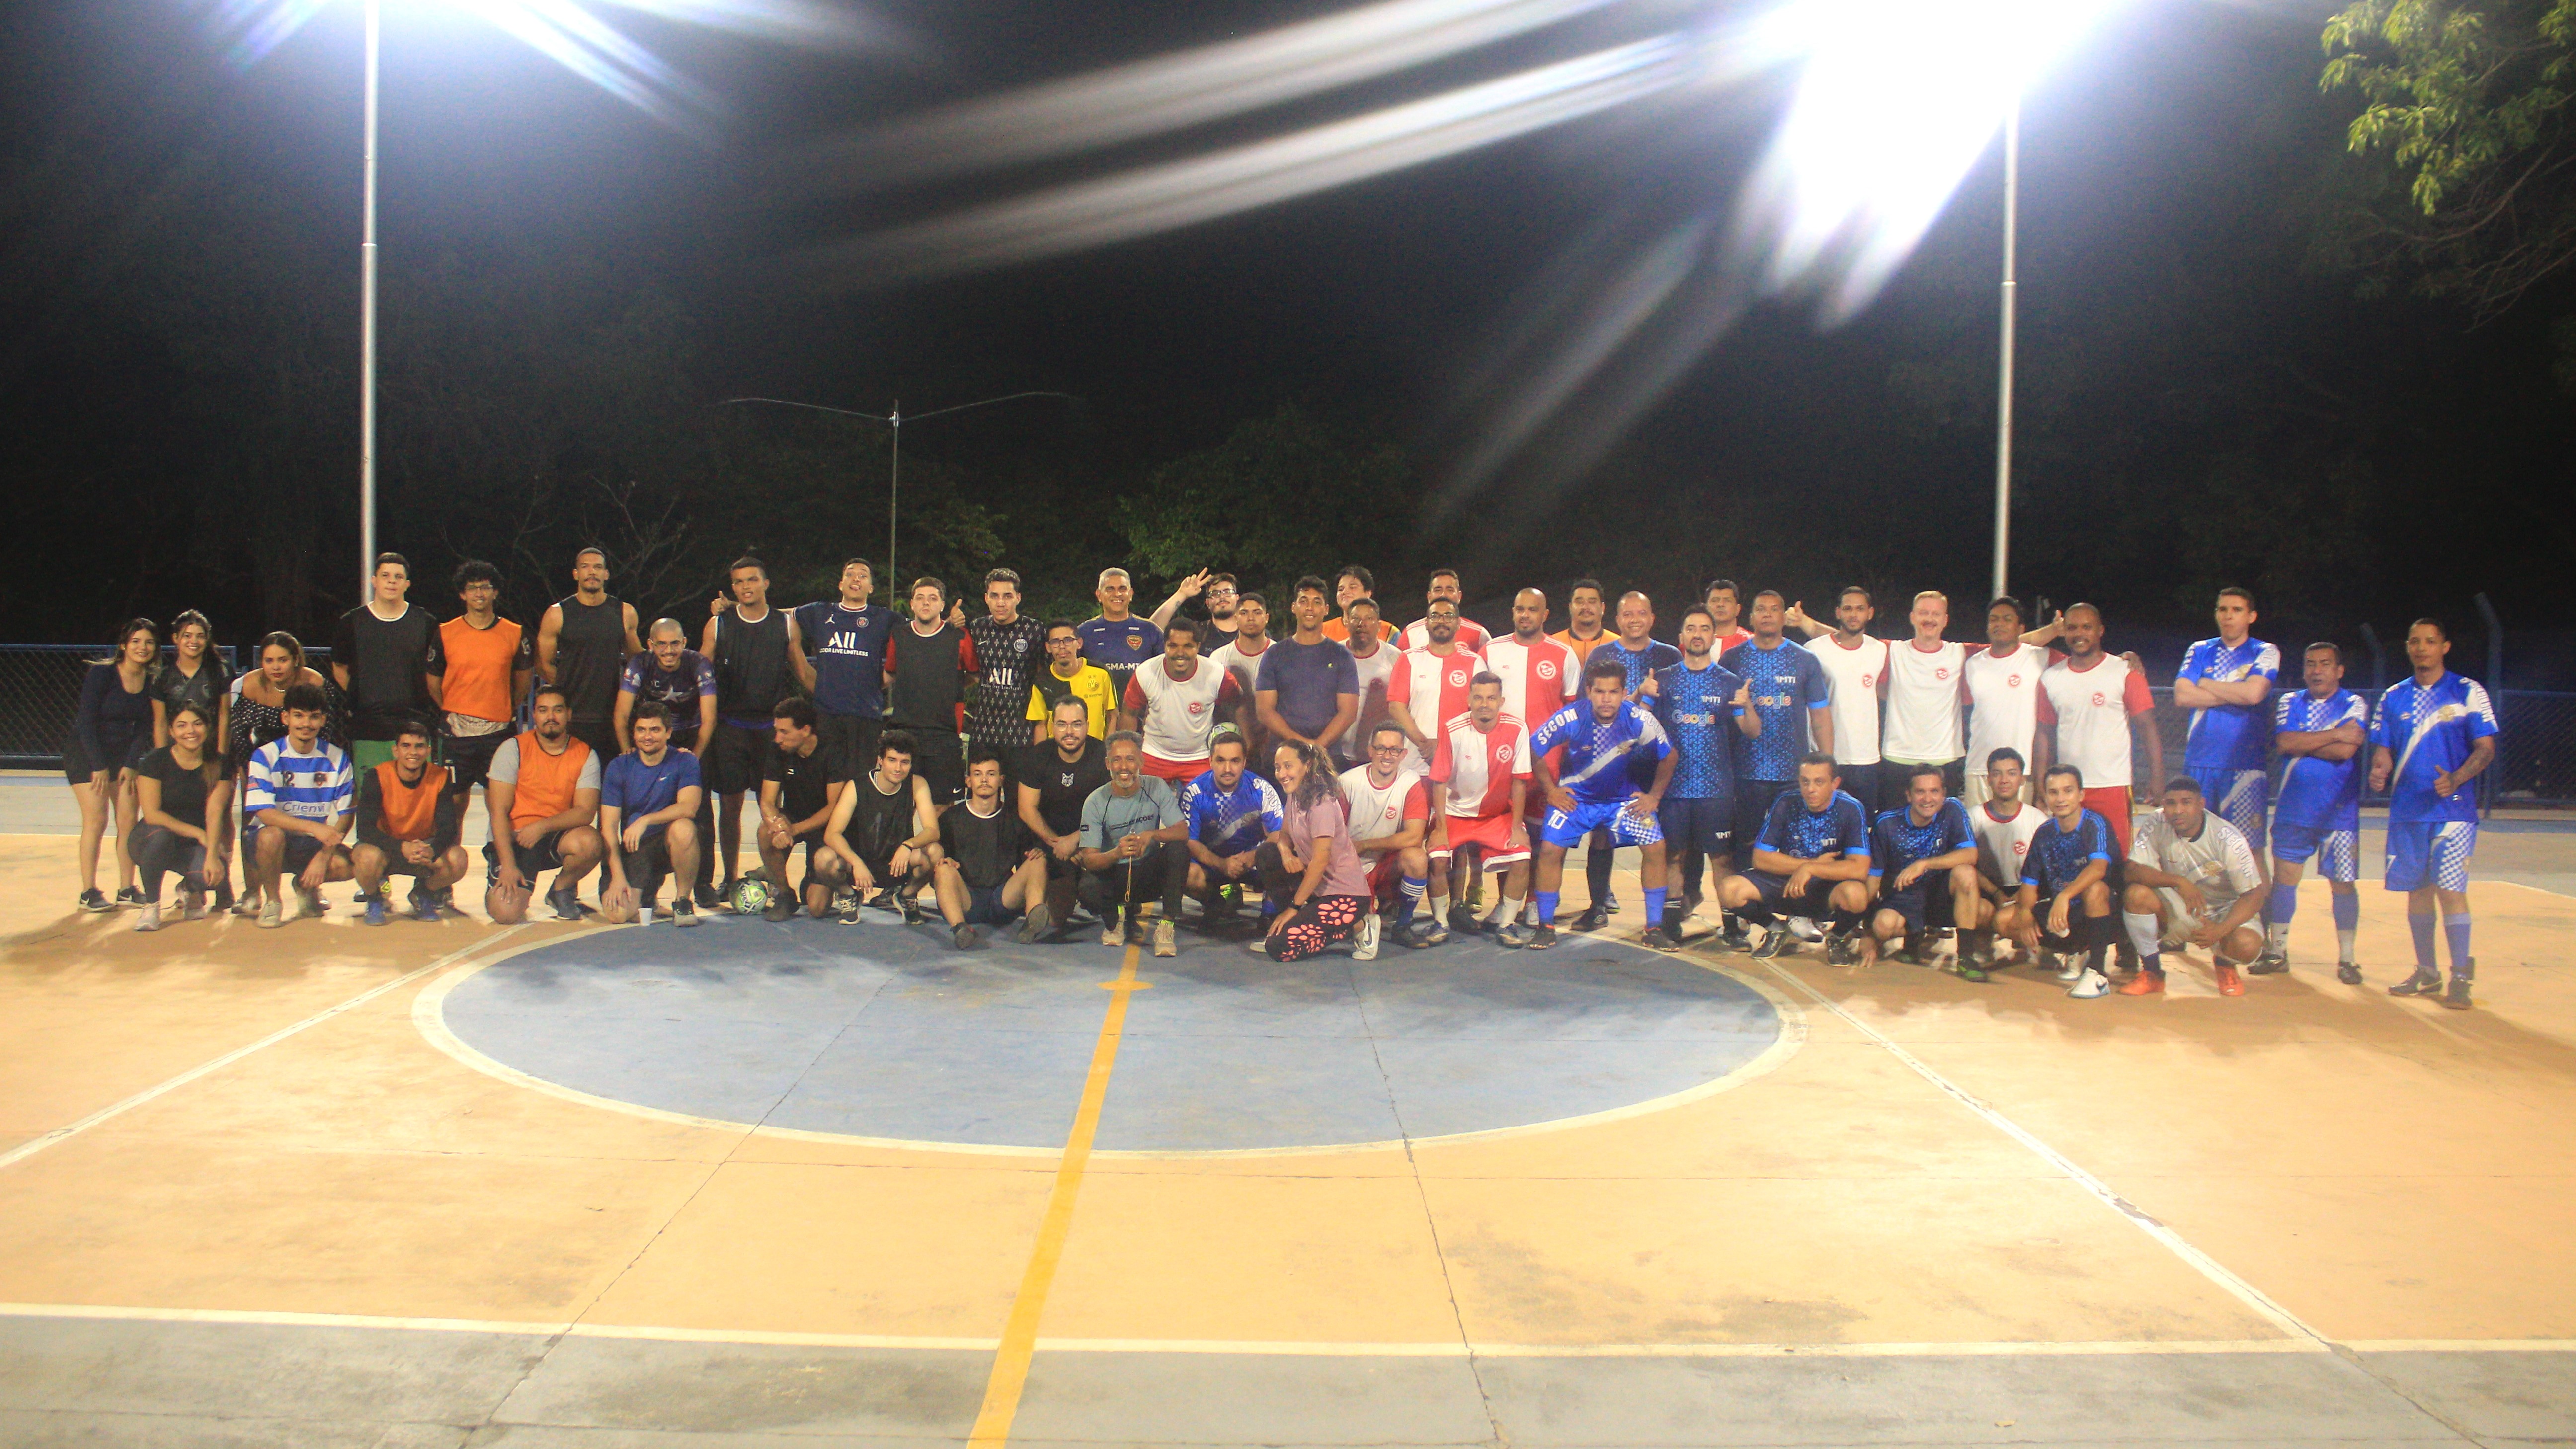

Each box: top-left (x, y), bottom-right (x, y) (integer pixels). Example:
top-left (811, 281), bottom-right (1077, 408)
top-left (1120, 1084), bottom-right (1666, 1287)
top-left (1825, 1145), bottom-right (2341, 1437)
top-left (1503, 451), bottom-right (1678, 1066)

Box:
top-left (3, 0), bottom-right (2569, 683)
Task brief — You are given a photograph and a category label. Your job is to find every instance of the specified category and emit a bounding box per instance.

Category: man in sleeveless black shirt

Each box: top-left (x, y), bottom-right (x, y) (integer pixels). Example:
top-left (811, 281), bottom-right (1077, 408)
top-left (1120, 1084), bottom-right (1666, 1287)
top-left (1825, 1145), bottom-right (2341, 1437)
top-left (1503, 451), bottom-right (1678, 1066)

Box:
top-left (538, 545), bottom-right (643, 766)
top-left (885, 577), bottom-right (974, 806)
top-left (825, 729), bottom-right (940, 924)
top-left (702, 556), bottom-right (789, 908)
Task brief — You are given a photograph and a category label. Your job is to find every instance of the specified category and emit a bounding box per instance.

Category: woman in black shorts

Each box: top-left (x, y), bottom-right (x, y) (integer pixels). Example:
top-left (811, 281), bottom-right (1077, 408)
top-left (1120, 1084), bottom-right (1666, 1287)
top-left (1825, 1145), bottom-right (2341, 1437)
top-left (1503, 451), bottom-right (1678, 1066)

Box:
top-left (152, 610), bottom-right (234, 906)
top-left (225, 632), bottom-right (327, 917)
top-left (67, 618), bottom-right (159, 911)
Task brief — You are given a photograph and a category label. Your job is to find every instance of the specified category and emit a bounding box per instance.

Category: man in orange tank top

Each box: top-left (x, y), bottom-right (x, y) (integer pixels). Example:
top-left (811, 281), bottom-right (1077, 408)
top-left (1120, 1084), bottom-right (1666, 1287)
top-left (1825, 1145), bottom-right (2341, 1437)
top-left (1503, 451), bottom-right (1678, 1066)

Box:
top-left (351, 720), bottom-right (468, 924)
top-left (483, 686), bottom-right (605, 923)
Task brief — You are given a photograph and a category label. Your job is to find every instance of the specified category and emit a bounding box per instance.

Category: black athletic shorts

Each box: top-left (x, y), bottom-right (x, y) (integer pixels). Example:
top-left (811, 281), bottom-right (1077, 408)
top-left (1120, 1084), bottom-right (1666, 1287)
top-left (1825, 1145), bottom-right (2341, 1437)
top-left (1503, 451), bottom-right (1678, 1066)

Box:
top-left (442, 730), bottom-right (510, 793)
top-left (1744, 868), bottom-right (1840, 920)
top-left (1876, 877), bottom-right (1958, 933)
top-left (485, 829), bottom-right (575, 883)
top-left (817, 712), bottom-right (881, 783)
top-left (261, 829), bottom-right (348, 878)
top-left (620, 830), bottom-right (675, 897)
top-left (706, 719), bottom-right (770, 797)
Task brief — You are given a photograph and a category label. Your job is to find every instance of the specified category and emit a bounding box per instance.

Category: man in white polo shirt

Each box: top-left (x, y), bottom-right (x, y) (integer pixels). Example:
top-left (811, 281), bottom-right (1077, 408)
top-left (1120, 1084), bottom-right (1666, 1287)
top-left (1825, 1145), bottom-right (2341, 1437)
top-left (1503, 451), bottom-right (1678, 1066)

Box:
top-left (1791, 587), bottom-right (1889, 811)
top-left (1963, 596), bottom-right (2062, 807)
top-left (1879, 591), bottom-right (1970, 815)
top-left (1119, 618), bottom-right (1241, 787)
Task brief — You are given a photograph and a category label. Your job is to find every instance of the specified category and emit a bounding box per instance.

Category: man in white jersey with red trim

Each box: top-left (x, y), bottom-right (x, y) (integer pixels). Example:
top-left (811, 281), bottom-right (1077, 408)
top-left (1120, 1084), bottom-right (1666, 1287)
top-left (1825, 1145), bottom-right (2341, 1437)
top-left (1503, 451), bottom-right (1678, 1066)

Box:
top-left (1427, 672), bottom-right (1535, 947)
top-left (1120, 617), bottom-right (1241, 786)
top-left (2034, 603), bottom-right (2160, 858)
top-left (1963, 747), bottom-right (2046, 979)
top-left (1878, 591), bottom-right (1971, 814)
top-left (1789, 586), bottom-right (1889, 811)
top-left (1387, 599), bottom-right (1483, 774)
top-left (2120, 776), bottom-right (2268, 998)
top-left (1963, 596), bottom-right (2062, 807)
top-left (1339, 721), bottom-right (1431, 957)
top-left (1340, 596), bottom-right (1403, 769)
top-left (1403, 568), bottom-right (1493, 653)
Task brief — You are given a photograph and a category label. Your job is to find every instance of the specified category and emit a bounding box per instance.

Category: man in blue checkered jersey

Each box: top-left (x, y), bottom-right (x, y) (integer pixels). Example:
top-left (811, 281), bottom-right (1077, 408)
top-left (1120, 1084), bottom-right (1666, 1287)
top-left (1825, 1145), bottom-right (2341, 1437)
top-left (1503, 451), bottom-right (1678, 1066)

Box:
top-left (2261, 641), bottom-right (2369, 982)
top-left (1865, 765), bottom-right (1981, 972)
top-left (1715, 751), bottom-right (1874, 963)
top-left (2368, 618), bottom-right (2497, 1009)
top-left (1530, 657), bottom-right (1680, 951)
top-left (2173, 587), bottom-right (2280, 853)
top-left (1182, 730), bottom-right (1286, 927)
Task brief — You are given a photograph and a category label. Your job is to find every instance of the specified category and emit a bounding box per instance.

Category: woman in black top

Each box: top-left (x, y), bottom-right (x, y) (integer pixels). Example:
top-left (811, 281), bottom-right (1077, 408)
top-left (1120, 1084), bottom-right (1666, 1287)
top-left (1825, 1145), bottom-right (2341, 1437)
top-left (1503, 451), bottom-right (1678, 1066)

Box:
top-left (68, 618), bottom-right (158, 912)
top-left (153, 610), bottom-right (235, 907)
top-left (131, 703), bottom-right (232, 932)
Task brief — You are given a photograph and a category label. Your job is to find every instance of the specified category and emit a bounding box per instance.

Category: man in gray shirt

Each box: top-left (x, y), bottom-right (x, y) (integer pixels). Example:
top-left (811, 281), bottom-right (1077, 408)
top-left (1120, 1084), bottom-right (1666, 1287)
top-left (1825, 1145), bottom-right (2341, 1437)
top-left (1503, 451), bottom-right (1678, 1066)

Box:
top-left (1076, 732), bottom-right (1189, 957)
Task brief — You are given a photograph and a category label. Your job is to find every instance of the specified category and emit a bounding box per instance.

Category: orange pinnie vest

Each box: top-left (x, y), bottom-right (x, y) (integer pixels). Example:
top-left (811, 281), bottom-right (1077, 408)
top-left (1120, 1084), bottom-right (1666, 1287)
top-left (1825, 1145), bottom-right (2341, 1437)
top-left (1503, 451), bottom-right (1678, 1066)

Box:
top-left (370, 761), bottom-right (449, 842)
top-left (507, 732), bottom-right (592, 830)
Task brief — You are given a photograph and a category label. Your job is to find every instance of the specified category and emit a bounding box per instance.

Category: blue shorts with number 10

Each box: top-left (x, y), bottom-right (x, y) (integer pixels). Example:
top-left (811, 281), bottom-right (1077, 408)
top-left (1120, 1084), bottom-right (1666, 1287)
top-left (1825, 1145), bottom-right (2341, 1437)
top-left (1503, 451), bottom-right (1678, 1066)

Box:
top-left (1542, 799), bottom-right (1663, 849)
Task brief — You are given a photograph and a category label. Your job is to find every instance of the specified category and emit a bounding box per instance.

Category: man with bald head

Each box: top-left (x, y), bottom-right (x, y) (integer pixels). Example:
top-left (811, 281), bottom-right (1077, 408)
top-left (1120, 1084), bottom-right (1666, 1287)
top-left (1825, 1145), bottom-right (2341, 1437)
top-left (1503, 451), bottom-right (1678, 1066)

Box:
top-left (617, 615), bottom-right (720, 903)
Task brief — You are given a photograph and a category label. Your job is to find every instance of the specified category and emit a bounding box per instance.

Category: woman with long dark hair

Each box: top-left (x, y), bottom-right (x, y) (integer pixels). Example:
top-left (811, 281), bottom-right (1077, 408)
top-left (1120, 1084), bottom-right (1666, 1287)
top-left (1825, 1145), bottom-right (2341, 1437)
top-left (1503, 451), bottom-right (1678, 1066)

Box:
top-left (226, 632), bottom-right (327, 918)
top-left (67, 618), bottom-right (158, 911)
top-left (131, 702), bottom-right (232, 931)
top-left (152, 610), bottom-right (235, 907)
top-left (1257, 738), bottom-right (1374, 962)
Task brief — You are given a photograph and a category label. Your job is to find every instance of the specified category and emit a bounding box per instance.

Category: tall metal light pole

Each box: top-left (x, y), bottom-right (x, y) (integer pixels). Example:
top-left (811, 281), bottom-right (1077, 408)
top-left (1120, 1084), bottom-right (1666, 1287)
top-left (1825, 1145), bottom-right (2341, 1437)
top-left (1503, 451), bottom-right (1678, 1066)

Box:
top-left (1990, 94), bottom-right (2019, 603)
top-left (358, 0), bottom-right (381, 598)
top-left (718, 392), bottom-right (1079, 598)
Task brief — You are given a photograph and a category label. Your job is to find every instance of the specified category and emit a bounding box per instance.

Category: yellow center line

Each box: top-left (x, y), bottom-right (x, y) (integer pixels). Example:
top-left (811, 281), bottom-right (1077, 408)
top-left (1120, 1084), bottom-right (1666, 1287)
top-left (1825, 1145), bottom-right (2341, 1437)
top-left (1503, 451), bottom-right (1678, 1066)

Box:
top-left (966, 941), bottom-right (1146, 1448)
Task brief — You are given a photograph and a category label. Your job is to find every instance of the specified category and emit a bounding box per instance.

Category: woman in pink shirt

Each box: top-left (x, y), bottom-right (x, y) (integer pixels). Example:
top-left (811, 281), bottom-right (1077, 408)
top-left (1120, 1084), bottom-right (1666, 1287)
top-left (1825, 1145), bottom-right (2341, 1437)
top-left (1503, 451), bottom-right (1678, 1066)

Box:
top-left (1259, 739), bottom-right (1373, 962)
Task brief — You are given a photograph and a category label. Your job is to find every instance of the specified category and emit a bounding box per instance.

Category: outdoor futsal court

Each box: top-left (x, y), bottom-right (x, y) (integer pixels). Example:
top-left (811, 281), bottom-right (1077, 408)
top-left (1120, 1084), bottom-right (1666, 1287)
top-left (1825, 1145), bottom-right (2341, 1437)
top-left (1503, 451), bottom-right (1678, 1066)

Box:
top-left (3, 783), bottom-right (2573, 1448)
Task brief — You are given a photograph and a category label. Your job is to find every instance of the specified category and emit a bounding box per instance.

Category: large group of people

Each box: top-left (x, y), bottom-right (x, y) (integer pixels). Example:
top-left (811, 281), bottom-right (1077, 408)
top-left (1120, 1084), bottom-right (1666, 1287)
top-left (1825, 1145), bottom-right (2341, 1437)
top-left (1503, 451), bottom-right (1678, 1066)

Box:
top-left (67, 552), bottom-right (2498, 1005)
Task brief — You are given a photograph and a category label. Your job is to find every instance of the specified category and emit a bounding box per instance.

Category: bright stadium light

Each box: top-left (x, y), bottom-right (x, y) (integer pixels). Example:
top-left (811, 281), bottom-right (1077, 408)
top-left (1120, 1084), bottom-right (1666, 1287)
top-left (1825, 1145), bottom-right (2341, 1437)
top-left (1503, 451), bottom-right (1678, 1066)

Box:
top-left (195, 0), bottom-right (882, 599)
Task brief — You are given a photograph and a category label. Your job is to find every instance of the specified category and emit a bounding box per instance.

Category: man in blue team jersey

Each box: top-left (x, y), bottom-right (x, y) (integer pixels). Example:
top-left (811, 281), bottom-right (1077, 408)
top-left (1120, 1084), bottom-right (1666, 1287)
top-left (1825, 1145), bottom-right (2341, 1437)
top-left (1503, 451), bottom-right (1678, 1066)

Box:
top-left (1076, 568), bottom-right (1166, 703)
top-left (2369, 618), bottom-right (2498, 1009)
top-left (1866, 766), bottom-right (1981, 972)
top-left (1720, 591), bottom-right (1835, 939)
top-left (1530, 658), bottom-right (1678, 951)
top-left (2263, 642), bottom-right (2369, 982)
top-left (1997, 763), bottom-right (2122, 998)
top-left (1715, 751), bottom-right (1873, 963)
top-left (2174, 587), bottom-right (2280, 852)
top-left (1570, 591), bottom-right (1686, 931)
top-left (790, 558), bottom-right (898, 781)
top-left (1183, 730), bottom-right (1285, 928)
top-left (1652, 606), bottom-right (1758, 943)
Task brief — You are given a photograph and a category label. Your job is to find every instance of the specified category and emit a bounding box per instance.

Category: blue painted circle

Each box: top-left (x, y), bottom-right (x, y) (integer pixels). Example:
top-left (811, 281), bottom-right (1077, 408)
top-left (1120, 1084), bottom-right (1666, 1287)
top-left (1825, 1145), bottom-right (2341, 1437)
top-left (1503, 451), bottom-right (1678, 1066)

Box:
top-left (438, 917), bottom-right (1788, 1153)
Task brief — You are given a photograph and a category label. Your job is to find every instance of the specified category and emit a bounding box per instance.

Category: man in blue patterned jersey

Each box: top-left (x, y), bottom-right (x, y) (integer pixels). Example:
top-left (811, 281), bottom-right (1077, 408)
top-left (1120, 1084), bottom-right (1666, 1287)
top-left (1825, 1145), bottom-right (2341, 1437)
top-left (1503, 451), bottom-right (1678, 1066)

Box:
top-left (1720, 590), bottom-right (1835, 895)
top-left (1866, 766), bottom-right (1980, 972)
top-left (2174, 587), bottom-right (2280, 852)
top-left (1652, 606), bottom-right (1758, 943)
top-left (1716, 751), bottom-right (1873, 962)
top-left (2263, 642), bottom-right (2369, 982)
top-left (1997, 764), bottom-right (2122, 998)
top-left (1183, 729), bottom-right (1285, 928)
top-left (2369, 618), bottom-right (2497, 1008)
top-left (1570, 591), bottom-right (1686, 930)
top-left (1530, 658), bottom-right (1679, 951)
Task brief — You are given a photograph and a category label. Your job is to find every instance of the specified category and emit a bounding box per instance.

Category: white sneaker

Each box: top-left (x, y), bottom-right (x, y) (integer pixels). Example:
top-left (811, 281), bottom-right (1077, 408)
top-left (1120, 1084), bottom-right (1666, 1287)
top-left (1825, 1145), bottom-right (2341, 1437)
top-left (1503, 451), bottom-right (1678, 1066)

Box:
top-left (133, 903), bottom-right (161, 933)
top-left (2053, 953), bottom-right (2085, 981)
top-left (1152, 919), bottom-right (1177, 958)
top-left (1787, 916), bottom-right (1825, 942)
top-left (1102, 916), bottom-right (1126, 948)
top-left (2068, 967), bottom-right (2111, 999)
top-left (257, 898), bottom-right (284, 929)
top-left (1353, 912), bottom-right (1380, 962)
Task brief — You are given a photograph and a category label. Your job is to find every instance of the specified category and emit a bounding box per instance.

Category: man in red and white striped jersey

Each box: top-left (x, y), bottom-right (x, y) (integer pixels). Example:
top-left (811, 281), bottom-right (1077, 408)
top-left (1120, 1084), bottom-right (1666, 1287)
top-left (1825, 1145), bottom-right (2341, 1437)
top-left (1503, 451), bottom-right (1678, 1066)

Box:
top-left (1387, 601), bottom-right (1484, 760)
top-left (1402, 568), bottom-right (1493, 653)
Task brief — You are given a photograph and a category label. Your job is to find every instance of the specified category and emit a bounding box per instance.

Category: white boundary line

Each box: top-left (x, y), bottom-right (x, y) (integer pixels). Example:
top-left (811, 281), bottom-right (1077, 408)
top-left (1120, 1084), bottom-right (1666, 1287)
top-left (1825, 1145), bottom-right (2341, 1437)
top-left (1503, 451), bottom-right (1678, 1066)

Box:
top-left (1754, 959), bottom-right (2337, 1351)
top-left (409, 932), bottom-right (1809, 1161)
top-left (0, 926), bottom-right (529, 1172)
top-left (1, 1303), bottom-right (2564, 1357)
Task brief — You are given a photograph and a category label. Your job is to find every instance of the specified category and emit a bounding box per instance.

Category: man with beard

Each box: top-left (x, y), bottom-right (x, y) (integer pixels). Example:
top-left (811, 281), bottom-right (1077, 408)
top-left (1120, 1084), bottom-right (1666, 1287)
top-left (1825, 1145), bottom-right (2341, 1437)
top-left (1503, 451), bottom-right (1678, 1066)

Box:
top-left (1404, 568), bottom-right (1493, 652)
top-left (1122, 617), bottom-right (1242, 785)
top-left (483, 685), bottom-right (605, 925)
top-left (537, 546), bottom-right (644, 763)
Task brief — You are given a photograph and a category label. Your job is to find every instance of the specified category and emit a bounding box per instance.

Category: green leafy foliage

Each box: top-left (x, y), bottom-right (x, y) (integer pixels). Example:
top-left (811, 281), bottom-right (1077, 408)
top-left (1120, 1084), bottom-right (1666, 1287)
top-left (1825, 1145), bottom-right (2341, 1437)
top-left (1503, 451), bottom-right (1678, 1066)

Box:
top-left (1118, 404), bottom-right (1414, 603)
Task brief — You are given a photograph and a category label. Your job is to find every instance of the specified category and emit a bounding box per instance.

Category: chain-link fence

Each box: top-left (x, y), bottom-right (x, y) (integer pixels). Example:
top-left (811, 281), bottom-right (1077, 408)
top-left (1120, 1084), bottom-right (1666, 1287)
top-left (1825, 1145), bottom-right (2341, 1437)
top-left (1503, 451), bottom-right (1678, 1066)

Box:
top-left (0, 644), bottom-right (293, 768)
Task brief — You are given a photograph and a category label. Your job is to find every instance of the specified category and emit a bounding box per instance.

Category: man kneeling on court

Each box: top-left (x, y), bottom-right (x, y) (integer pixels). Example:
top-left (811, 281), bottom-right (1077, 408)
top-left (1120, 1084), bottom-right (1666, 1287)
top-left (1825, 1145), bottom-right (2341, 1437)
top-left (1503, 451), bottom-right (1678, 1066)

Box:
top-left (1077, 732), bottom-right (1189, 957)
top-left (484, 686), bottom-right (605, 924)
top-left (934, 749), bottom-right (1052, 949)
top-left (1184, 729), bottom-right (1284, 929)
top-left (1717, 751), bottom-right (1873, 963)
top-left (2120, 776), bottom-right (2267, 998)
top-left (350, 719), bottom-right (468, 924)
top-left (1864, 765), bottom-right (1981, 970)
top-left (598, 701), bottom-right (705, 926)
top-left (757, 698), bottom-right (852, 921)
top-left (1341, 720), bottom-right (1432, 958)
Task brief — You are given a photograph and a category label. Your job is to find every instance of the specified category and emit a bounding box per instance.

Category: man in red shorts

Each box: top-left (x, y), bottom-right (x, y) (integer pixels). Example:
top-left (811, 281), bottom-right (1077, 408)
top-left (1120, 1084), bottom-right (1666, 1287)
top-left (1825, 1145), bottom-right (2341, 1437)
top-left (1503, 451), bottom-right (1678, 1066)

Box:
top-left (1338, 721), bottom-right (1431, 958)
top-left (1425, 672), bottom-right (1534, 947)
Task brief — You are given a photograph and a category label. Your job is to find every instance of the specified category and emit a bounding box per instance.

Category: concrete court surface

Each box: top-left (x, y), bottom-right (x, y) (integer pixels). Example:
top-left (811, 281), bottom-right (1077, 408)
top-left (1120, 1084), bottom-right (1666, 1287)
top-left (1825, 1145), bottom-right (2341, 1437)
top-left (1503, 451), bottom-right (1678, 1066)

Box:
top-left (1, 771), bottom-right (2572, 1448)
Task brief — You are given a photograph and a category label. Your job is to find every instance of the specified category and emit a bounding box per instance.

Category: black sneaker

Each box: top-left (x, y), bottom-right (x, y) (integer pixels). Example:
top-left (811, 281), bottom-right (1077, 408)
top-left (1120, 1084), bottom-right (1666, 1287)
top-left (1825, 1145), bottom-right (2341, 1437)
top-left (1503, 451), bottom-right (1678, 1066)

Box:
top-left (694, 882), bottom-right (724, 911)
top-left (1601, 894), bottom-right (1621, 915)
top-left (671, 898), bottom-right (700, 929)
top-left (1570, 905), bottom-right (1610, 932)
top-left (1394, 919), bottom-right (1436, 949)
top-left (2336, 961), bottom-right (2364, 985)
top-left (1641, 925), bottom-right (1680, 953)
top-left (1824, 932), bottom-right (1857, 966)
top-left (2441, 973), bottom-right (2474, 1010)
top-left (1719, 920), bottom-right (1752, 951)
top-left (1524, 924), bottom-right (1557, 950)
top-left (1496, 922), bottom-right (1532, 949)
top-left (900, 892), bottom-right (928, 927)
top-left (2247, 950), bottom-right (2290, 976)
top-left (1412, 920), bottom-right (1451, 947)
top-left (952, 923), bottom-right (983, 951)
top-left (79, 888), bottom-right (112, 913)
top-left (115, 886), bottom-right (145, 909)
top-left (1448, 904), bottom-right (1483, 937)
top-left (1749, 927), bottom-right (1789, 960)
top-left (2389, 968), bottom-right (2443, 997)
top-left (866, 886), bottom-right (900, 913)
top-left (763, 896), bottom-right (796, 924)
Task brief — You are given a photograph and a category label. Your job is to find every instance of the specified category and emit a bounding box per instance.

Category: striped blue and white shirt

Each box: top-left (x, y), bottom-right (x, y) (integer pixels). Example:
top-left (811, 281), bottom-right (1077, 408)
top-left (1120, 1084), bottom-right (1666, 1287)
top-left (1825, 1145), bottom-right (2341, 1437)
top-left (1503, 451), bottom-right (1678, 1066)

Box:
top-left (243, 738), bottom-right (354, 826)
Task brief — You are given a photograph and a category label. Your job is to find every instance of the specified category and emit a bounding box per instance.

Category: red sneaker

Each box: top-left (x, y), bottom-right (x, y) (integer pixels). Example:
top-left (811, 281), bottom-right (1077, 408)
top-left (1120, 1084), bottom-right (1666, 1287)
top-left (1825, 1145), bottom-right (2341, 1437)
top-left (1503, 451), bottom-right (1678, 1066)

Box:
top-left (2117, 970), bottom-right (2166, 996)
top-left (2215, 965), bottom-right (2245, 997)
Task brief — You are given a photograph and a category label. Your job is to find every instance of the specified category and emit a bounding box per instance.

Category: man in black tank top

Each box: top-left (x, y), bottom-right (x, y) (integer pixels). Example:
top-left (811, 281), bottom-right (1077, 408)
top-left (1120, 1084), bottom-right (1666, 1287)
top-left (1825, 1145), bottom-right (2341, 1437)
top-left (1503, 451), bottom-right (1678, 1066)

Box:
top-left (701, 556), bottom-right (791, 905)
top-left (538, 546), bottom-right (643, 764)
top-left (824, 728), bottom-right (939, 923)
top-left (885, 577), bottom-right (974, 805)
